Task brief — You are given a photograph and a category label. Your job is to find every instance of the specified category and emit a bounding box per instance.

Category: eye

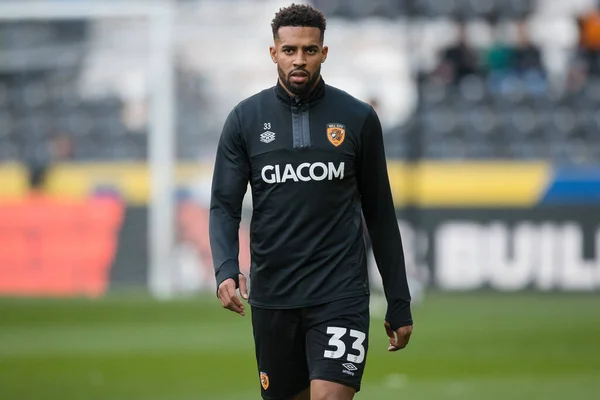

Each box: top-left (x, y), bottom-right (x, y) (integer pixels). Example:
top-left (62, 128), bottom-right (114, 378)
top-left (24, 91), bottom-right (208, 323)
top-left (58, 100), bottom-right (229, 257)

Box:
top-left (283, 48), bottom-right (294, 55)
top-left (307, 48), bottom-right (318, 55)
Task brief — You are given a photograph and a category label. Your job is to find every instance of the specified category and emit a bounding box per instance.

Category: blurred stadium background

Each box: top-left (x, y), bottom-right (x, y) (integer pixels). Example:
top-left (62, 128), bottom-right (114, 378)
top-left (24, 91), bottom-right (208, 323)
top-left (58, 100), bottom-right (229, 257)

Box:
top-left (0, 0), bottom-right (599, 399)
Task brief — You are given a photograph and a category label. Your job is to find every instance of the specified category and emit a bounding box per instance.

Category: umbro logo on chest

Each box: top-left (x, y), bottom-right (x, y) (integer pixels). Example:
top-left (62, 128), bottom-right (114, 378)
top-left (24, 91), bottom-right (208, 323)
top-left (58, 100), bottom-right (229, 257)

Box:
top-left (260, 131), bottom-right (276, 143)
top-left (260, 122), bottom-right (275, 143)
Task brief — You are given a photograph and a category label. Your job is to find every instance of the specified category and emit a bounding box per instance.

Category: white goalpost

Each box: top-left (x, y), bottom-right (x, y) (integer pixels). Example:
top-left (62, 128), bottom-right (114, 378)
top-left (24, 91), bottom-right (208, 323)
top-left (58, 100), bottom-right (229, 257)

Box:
top-left (0, 0), bottom-right (176, 297)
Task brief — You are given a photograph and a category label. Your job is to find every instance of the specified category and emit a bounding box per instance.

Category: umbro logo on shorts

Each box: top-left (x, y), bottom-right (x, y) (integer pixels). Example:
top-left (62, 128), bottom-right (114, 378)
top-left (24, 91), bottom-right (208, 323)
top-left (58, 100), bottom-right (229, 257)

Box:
top-left (342, 363), bottom-right (357, 371)
top-left (342, 362), bottom-right (357, 376)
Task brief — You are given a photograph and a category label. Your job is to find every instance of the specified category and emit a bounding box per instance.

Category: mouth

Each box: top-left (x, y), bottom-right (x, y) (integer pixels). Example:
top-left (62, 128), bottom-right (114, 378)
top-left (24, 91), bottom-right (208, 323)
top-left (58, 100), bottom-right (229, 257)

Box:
top-left (290, 70), bottom-right (308, 84)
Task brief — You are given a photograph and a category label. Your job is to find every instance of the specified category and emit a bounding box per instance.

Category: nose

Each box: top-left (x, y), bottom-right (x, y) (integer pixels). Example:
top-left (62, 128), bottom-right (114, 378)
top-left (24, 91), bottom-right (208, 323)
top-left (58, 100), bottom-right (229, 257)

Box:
top-left (293, 51), bottom-right (307, 68)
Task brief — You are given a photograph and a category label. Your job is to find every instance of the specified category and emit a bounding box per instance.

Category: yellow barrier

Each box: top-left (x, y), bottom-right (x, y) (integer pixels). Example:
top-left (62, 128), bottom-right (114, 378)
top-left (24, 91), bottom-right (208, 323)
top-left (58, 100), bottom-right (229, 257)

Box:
top-left (0, 161), bottom-right (551, 207)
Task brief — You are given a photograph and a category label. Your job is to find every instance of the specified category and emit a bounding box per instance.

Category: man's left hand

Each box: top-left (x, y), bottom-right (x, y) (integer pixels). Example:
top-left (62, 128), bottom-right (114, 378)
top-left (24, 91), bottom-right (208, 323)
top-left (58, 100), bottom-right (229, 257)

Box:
top-left (384, 321), bottom-right (412, 352)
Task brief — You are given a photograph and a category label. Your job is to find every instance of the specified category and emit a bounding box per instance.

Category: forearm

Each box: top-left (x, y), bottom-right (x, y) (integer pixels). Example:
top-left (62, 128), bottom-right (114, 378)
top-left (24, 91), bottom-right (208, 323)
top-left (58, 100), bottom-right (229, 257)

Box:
top-left (364, 196), bottom-right (412, 330)
top-left (209, 207), bottom-right (242, 288)
top-left (359, 108), bottom-right (412, 330)
top-left (208, 107), bottom-right (250, 291)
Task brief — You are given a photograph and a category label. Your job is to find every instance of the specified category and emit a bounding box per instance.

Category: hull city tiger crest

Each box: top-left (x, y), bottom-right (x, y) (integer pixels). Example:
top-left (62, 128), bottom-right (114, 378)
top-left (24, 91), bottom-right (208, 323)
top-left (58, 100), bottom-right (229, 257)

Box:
top-left (260, 372), bottom-right (269, 390)
top-left (326, 123), bottom-right (346, 147)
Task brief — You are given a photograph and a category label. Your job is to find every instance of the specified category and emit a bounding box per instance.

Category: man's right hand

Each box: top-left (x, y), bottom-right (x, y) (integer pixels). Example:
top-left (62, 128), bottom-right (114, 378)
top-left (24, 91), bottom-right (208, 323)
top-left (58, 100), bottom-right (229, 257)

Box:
top-left (217, 274), bottom-right (248, 316)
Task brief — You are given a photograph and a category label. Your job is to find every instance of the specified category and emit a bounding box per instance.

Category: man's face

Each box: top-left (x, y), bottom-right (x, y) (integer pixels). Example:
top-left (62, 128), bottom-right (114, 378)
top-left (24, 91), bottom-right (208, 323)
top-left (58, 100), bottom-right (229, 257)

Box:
top-left (270, 26), bottom-right (328, 96)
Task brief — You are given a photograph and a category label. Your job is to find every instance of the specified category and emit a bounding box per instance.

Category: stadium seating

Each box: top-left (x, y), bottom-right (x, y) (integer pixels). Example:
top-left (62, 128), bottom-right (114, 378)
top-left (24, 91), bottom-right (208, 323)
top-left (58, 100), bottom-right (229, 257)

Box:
top-left (0, 1), bottom-right (598, 163)
top-left (313, 0), bottom-right (535, 19)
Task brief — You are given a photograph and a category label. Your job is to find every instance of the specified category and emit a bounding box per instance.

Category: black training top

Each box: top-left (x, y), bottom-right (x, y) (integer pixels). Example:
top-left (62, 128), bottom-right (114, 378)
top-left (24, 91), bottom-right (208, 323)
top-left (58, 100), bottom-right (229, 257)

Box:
top-left (209, 78), bottom-right (412, 330)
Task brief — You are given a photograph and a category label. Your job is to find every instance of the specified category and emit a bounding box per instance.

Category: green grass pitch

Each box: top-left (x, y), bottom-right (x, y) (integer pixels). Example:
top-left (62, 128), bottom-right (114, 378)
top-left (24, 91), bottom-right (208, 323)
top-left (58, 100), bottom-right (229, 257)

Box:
top-left (0, 292), bottom-right (599, 399)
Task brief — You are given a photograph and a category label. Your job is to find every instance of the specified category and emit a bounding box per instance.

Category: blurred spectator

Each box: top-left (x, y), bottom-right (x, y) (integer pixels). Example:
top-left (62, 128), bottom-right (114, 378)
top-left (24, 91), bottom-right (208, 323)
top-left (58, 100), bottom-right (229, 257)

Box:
top-left (577, 6), bottom-right (600, 75)
top-left (485, 17), bottom-right (516, 91)
top-left (433, 20), bottom-right (480, 86)
top-left (27, 162), bottom-right (49, 195)
top-left (512, 19), bottom-right (547, 94)
top-left (24, 134), bottom-right (73, 199)
top-left (486, 18), bottom-right (546, 95)
top-left (566, 5), bottom-right (600, 92)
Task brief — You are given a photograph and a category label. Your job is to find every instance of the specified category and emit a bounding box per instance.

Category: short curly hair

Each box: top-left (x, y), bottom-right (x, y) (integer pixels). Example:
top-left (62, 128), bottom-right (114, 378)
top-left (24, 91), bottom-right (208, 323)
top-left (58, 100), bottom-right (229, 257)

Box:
top-left (271, 3), bottom-right (326, 42)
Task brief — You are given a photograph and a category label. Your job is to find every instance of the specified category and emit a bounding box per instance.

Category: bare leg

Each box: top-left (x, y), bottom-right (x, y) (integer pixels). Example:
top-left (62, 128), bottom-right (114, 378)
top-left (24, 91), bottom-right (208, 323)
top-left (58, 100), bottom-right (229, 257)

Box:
top-left (310, 379), bottom-right (355, 400)
top-left (290, 387), bottom-right (311, 400)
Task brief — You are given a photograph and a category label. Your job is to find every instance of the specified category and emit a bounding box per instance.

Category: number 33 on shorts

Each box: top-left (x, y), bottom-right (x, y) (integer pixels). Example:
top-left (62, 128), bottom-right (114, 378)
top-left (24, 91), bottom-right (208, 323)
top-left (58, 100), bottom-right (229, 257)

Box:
top-left (323, 327), bottom-right (367, 364)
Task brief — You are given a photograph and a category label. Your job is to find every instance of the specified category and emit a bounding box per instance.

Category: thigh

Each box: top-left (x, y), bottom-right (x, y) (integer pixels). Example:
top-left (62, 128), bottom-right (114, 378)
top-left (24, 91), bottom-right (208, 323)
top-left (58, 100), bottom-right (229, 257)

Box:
top-left (251, 306), bottom-right (310, 400)
top-left (304, 296), bottom-right (370, 393)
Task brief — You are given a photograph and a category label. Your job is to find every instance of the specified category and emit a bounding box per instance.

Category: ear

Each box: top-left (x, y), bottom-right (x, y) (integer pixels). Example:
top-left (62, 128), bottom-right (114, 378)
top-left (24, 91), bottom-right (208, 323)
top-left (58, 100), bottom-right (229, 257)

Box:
top-left (321, 46), bottom-right (328, 63)
top-left (269, 46), bottom-right (277, 63)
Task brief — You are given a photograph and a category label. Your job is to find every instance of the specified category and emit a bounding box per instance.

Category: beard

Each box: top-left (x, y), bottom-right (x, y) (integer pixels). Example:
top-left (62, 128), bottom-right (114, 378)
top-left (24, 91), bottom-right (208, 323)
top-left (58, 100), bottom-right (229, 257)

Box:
top-left (278, 64), bottom-right (321, 97)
